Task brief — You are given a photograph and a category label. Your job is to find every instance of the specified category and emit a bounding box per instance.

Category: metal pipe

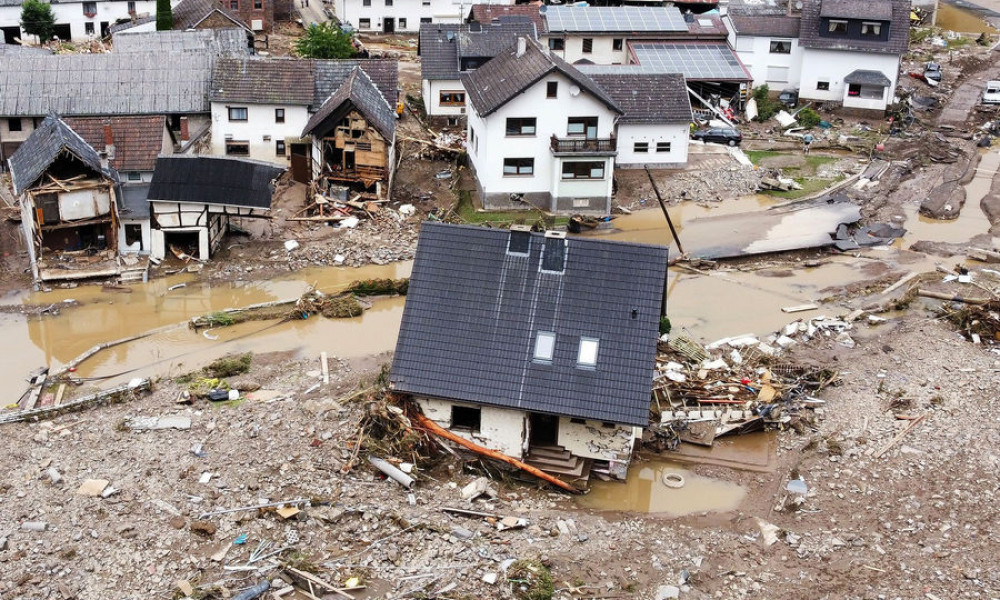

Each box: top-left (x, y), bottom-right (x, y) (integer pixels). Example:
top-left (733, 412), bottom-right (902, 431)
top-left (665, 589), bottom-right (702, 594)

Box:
top-left (368, 456), bottom-right (415, 490)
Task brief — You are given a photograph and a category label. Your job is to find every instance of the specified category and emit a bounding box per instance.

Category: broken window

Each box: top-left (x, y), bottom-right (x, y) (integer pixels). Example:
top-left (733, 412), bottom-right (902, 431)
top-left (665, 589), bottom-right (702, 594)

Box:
top-left (561, 161), bottom-right (604, 180)
top-left (578, 337), bottom-right (599, 368)
top-left (656, 141), bottom-right (671, 153)
top-left (549, 38), bottom-right (565, 51)
top-left (451, 406), bottom-right (481, 431)
top-left (534, 331), bottom-right (555, 362)
top-left (124, 224), bottom-right (142, 247)
top-left (769, 39), bottom-right (791, 53)
top-left (861, 21), bottom-right (881, 36)
top-left (541, 235), bottom-right (566, 273)
top-left (827, 19), bottom-right (847, 33)
top-left (582, 38), bottom-right (593, 53)
top-left (503, 158), bottom-right (533, 176)
top-left (228, 107), bottom-right (248, 121)
top-left (505, 117), bottom-right (536, 136)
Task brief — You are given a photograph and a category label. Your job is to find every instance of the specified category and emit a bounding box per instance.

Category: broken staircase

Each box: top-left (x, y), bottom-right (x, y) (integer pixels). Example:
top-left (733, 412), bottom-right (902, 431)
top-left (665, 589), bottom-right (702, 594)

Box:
top-left (524, 445), bottom-right (592, 490)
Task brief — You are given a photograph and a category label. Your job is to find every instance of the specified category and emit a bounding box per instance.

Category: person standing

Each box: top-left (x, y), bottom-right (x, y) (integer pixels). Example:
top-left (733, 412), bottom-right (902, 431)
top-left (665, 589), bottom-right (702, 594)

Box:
top-left (803, 133), bottom-right (814, 155)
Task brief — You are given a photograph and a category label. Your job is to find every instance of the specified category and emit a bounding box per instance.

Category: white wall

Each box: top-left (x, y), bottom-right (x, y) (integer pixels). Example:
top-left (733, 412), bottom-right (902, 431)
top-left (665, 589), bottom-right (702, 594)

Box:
top-left (556, 417), bottom-right (637, 463)
top-left (118, 218), bottom-right (150, 255)
top-left (799, 48), bottom-right (899, 105)
top-left (468, 70), bottom-right (617, 200)
top-left (336, 0), bottom-right (474, 33)
top-left (728, 32), bottom-right (803, 91)
top-left (540, 34), bottom-right (629, 66)
top-left (210, 102), bottom-right (310, 165)
top-left (422, 79), bottom-right (466, 117)
top-left (616, 123), bottom-right (689, 168)
top-left (418, 397), bottom-right (527, 458)
top-left (0, 0), bottom-right (158, 43)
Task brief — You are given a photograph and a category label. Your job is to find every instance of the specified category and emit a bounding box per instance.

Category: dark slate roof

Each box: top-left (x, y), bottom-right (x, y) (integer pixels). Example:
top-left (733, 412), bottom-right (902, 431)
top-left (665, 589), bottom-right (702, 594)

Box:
top-left (820, 0), bottom-right (890, 20)
top-left (730, 15), bottom-right (802, 37)
top-left (469, 4), bottom-right (547, 32)
top-left (0, 43), bottom-right (52, 55)
top-left (172, 0), bottom-right (251, 31)
top-left (589, 73), bottom-right (691, 124)
top-left (686, 14), bottom-right (729, 37)
top-left (148, 155), bottom-right (283, 209)
top-left (0, 52), bottom-right (214, 116)
top-left (844, 69), bottom-right (892, 86)
top-left (312, 59), bottom-right (398, 110)
top-left (390, 222), bottom-right (668, 427)
top-left (461, 38), bottom-right (621, 117)
top-left (63, 116), bottom-right (166, 173)
top-left (117, 183), bottom-right (151, 220)
top-left (8, 115), bottom-right (107, 195)
top-left (211, 58), bottom-right (315, 105)
top-left (419, 24), bottom-right (460, 81)
top-left (115, 28), bottom-right (250, 54)
top-left (302, 67), bottom-right (396, 141)
top-left (799, 0), bottom-right (909, 54)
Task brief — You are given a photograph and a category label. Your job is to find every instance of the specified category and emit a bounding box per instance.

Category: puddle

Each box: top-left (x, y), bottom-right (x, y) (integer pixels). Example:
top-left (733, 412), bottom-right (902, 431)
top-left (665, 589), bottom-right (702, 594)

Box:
top-left (936, 2), bottom-right (997, 34)
top-left (1, 262), bottom-right (411, 389)
top-left (902, 149), bottom-right (996, 247)
top-left (577, 460), bottom-right (747, 515)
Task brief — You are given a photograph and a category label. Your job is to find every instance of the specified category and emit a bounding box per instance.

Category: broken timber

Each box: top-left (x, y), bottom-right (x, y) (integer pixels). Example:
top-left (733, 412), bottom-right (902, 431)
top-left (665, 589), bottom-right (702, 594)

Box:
top-left (2, 379), bottom-right (151, 425)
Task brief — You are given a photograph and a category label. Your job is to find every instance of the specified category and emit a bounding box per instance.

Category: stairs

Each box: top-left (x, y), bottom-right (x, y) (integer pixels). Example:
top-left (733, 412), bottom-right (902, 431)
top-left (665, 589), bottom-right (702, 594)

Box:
top-left (524, 445), bottom-right (592, 490)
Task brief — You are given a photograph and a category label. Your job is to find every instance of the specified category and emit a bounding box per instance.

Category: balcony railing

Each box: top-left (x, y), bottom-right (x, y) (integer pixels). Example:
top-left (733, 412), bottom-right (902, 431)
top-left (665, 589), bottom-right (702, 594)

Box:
top-left (550, 135), bottom-right (616, 154)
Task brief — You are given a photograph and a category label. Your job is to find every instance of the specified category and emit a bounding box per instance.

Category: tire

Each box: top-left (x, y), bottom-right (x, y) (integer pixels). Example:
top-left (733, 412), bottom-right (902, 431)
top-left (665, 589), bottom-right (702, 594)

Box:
top-left (728, 139), bottom-right (737, 147)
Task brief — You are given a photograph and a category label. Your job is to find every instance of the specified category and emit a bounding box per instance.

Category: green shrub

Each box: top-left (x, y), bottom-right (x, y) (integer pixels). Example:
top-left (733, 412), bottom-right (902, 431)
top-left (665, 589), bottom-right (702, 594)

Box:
top-left (797, 107), bottom-right (821, 128)
top-left (752, 85), bottom-right (781, 122)
top-left (659, 316), bottom-right (672, 335)
top-left (508, 560), bottom-right (553, 600)
top-left (204, 353), bottom-right (253, 378)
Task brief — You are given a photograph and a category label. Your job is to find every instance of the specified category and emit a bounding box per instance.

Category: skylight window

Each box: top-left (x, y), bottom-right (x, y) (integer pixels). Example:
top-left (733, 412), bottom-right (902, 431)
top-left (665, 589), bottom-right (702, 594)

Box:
top-left (534, 331), bottom-right (555, 362)
top-left (541, 232), bottom-right (566, 273)
top-left (508, 224), bottom-right (531, 255)
top-left (578, 337), bottom-right (599, 368)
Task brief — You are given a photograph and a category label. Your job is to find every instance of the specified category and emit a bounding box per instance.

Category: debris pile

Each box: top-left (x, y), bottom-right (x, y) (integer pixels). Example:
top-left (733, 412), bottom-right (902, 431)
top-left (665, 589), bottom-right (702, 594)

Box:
top-left (944, 299), bottom-right (1000, 345)
top-left (189, 290), bottom-right (368, 329)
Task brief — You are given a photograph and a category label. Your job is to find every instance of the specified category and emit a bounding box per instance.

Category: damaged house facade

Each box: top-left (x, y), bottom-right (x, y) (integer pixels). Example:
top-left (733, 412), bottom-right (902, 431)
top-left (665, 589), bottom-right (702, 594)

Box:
top-left (0, 0), bottom-right (158, 44)
top-left (146, 155), bottom-right (283, 261)
top-left (391, 222), bottom-right (669, 485)
top-left (8, 115), bottom-right (132, 283)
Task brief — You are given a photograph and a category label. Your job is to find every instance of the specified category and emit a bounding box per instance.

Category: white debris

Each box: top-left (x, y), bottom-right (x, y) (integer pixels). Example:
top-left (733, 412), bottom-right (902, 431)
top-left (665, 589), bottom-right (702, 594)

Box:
top-left (398, 204), bottom-right (416, 216)
top-left (284, 240), bottom-right (300, 252)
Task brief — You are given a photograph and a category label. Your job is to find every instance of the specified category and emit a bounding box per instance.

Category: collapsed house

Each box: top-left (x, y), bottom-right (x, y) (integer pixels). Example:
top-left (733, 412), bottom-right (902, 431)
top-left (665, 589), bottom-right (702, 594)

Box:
top-left (146, 155), bottom-right (284, 261)
top-left (7, 115), bottom-right (147, 283)
top-left (391, 222), bottom-right (669, 486)
top-left (301, 66), bottom-right (397, 200)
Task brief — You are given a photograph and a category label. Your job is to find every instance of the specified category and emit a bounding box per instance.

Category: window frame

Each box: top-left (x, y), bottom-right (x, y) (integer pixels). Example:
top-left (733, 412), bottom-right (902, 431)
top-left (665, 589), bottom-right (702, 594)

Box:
top-left (439, 91), bottom-right (466, 106)
top-left (546, 81), bottom-right (558, 98)
top-left (275, 140), bottom-right (286, 155)
top-left (827, 19), bottom-right (848, 34)
top-left (633, 141), bottom-right (649, 153)
top-left (505, 117), bottom-right (537, 136)
top-left (549, 38), bottom-right (565, 51)
top-left (127, 171), bottom-right (141, 181)
top-left (127, 0), bottom-right (136, 13)
top-left (228, 106), bottom-right (249, 122)
top-left (450, 405), bottom-right (482, 432)
top-left (816, 80), bottom-right (830, 91)
top-left (274, 108), bottom-right (285, 123)
top-left (7, 118), bottom-right (21, 132)
top-left (612, 38), bottom-right (623, 51)
top-left (399, 17), bottom-right (406, 29)
top-left (82, 1), bottom-right (96, 16)
top-left (224, 140), bottom-right (250, 155)
top-left (229, 0), bottom-right (239, 9)
top-left (533, 331), bottom-right (556, 362)
top-left (577, 337), bottom-right (599, 368)
top-left (359, 17), bottom-right (371, 28)
top-left (503, 157), bottom-right (534, 176)
top-left (582, 38), bottom-right (593, 53)
top-left (566, 116), bottom-right (597, 137)
top-left (769, 39), bottom-right (792, 54)
top-left (561, 160), bottom-right (605, 180)
top-left (861, 21), bottom-right (881, 36)
top-left (656, 141), bottom-right (671, 153)
top-left (253, 0), bottom-right (262, 9)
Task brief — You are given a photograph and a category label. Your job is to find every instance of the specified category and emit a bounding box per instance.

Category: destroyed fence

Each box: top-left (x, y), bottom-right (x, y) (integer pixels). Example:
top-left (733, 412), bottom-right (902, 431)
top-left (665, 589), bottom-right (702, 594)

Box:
top-left (1, 379), bottom-right (151, 425)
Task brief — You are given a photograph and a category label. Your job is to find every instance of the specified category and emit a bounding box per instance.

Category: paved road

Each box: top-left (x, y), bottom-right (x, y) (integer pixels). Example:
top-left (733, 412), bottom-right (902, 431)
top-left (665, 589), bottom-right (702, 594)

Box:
top-left (937, 59), bottom-right (1000, 124)
top-left (296, 0), bottom-right (331, 27)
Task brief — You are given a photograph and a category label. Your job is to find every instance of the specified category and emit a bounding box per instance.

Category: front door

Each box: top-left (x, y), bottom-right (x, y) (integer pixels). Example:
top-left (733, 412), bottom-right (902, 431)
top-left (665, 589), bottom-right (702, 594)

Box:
top-left (289, 143), bottom-right (311, 183)
top-left (529, 413), bottom-right (559, 447)
top-left (383, 17), bottom-right (394, 33)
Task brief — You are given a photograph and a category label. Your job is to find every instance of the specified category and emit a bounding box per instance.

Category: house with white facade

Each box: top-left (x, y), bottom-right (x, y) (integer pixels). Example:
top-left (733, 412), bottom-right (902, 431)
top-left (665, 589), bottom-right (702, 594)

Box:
top-left (539, 5), bottom-right (692, 65)
top-left (335, 0), bottom-right (492, 33)
top-left (724, 0), bottom-right (909, 112)
top-left (463, 37), bottom-right (622, 214)
top-left (391, 222), bottom-right (669, 485)
top-left (418, 17), bottom-right (537, 119)
top-left (0, 0), bottom-right (158, 44)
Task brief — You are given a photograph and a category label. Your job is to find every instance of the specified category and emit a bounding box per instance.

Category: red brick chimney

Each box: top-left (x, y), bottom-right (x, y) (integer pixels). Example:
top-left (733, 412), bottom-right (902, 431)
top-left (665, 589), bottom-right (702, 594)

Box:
top-left (102, 123), bottom-right (115, 164)
top-left (179, 116), bottom-right (190, 142)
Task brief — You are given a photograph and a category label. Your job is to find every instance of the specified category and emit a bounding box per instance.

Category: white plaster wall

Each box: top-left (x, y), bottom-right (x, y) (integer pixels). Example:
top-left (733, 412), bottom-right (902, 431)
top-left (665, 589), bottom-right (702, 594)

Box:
top-left (468, 70), bottom-right (617, 198)
top-left (616, 123), bottom-right (689, 167)
top-left (118, 218), bottom-right (150, 254)
top-left (210, 102), bottom-right (310, 165)
top-left (799, 48), bottom-right (900, 104)
top-left (151, 201), bottom-right (210, 227)
top-left (417, 397), bottom-right (527, 458)
top-left (551, 157), bottom-right (613, 199)
top-left (1, 0), bottom-right (158, 42)
top-left (0, 116), bottom-right (39, 145)
top-left (540, 34), bottom-right (629, 66)
top-left (729, 34), bottom-right (803, 90)
top-left (843, 91), bottom-right (888, 111)
top-left (556, 417), bottom-right (637, 462)
top-left (423, 79), bottom-right (466, 117)
top-left (336, 0), bottom-right (475, 32)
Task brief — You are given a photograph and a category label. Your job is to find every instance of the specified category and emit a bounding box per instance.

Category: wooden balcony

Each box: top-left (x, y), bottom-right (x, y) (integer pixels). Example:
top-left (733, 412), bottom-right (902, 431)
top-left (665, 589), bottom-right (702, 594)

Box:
top-left (550, 135), bottom-right (617, 155)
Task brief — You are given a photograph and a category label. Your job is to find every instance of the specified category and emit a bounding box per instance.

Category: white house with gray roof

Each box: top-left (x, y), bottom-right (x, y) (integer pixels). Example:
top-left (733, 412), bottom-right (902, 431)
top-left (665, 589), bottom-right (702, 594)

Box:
top-left (0, 0), bottom-right (159, 44)
top-left (540, 5), bottom-right (692, 65)
top-left (334, 0), bottom-right (483, 34)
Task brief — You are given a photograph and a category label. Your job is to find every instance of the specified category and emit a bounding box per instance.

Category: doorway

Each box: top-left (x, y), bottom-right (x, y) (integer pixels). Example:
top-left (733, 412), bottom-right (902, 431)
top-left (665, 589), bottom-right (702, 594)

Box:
top-left (1, 26), bottom-right (20, 45)
top-left (289, 143), bottom-right (311, 183)
top-left (382, 17), bottom-right (394, 33)
top-left (529, 413), bottom-right (559, 447)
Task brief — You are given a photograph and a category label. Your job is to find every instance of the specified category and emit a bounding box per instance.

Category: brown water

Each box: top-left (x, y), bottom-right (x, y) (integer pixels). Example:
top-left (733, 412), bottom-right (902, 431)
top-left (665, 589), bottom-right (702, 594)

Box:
top-left (2, 262), bottom-right (411, 389)
top-left (936, 3), bottom-right (997, 34)
top-left (577, 460), bottom-right (747, 516)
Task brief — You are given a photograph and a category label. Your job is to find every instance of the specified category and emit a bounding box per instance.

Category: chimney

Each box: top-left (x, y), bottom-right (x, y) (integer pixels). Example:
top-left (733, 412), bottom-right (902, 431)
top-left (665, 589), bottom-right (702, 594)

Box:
top-left (103, 124), bottom-right (115, 162)
top-left (516, 36), bottom-right (526, 57)
top-left (179, 116), bottom-right (190, 141)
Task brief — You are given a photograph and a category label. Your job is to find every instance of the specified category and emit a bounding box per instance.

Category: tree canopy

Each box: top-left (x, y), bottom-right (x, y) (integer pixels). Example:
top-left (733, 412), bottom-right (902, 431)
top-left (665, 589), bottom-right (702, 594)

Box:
top-left (20, 0), bottom-right (55, 43)
top-left (156, 0), bottom-right (173, 30)
top-left (295, 22), bottom-right (356, 59)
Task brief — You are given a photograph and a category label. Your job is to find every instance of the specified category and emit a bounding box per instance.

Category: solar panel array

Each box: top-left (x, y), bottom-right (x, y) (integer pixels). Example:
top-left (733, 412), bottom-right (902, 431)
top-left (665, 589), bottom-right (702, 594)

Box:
top-left (544, 6), bottom-right (688, 33)
top-left (631, 43), bottom-right (750, 80)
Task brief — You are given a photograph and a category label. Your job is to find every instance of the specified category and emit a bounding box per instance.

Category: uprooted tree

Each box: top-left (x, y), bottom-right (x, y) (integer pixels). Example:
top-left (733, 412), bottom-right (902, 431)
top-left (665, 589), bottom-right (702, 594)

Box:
top-left (20, 0), bottom-right (55, 43)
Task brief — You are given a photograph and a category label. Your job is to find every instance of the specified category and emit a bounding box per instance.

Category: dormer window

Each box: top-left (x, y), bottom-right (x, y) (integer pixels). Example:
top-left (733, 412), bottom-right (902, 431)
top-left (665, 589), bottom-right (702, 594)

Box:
top-left (828, 20), bottom-right (847, 34)
top-left (540, 232), bottom-right (566, 273)
top-left (861, 21), bottom-right (881, 36)
top-left (508, 225), bottom-right (531, 255)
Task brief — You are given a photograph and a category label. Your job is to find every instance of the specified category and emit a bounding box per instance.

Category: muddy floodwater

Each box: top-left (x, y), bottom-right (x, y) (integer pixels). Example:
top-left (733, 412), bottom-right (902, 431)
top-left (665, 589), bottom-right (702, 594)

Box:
top-left (936, 2), bottom-right (998, 34)
top-left (577, 460), bottom-right (747, 516)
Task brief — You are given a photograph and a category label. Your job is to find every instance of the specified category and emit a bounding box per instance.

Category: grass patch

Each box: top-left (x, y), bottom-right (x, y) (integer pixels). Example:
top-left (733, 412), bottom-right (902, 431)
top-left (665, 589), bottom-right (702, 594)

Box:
top-left (453, 190), bottom-right (569, 228)
top-left (745, 152), bottom-right (844, 199)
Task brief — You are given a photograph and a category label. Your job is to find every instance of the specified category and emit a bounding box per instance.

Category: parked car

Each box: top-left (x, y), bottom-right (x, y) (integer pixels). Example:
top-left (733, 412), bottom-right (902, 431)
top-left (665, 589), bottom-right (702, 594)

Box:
top-left (691, 127), bottom-right (743, 146)
top-left (778, 88), bottom-right (799, 108)
top-left (924, 62), bottom-right (942, 83)
top-left (984, 80), bottom-right (1000, 105)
